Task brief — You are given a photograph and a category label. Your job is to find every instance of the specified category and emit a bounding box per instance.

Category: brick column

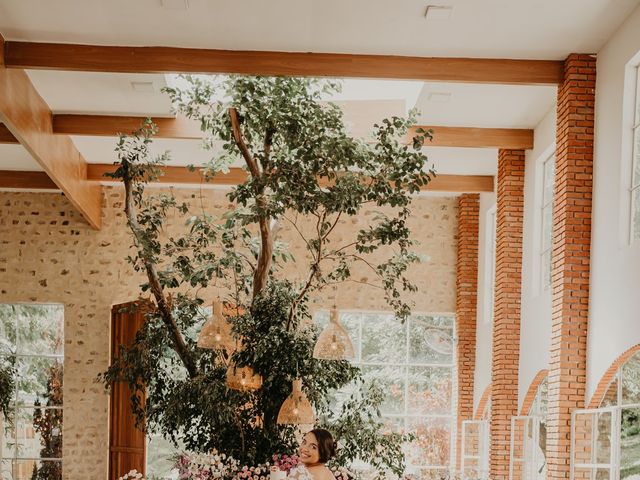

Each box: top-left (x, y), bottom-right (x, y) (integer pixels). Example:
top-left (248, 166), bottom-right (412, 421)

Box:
top-left (546, 53), bottom-right (596, 480)
top-left (490, 149), bottom-right (525, 480)
top-left (455, 193), bottom-right (480, 469)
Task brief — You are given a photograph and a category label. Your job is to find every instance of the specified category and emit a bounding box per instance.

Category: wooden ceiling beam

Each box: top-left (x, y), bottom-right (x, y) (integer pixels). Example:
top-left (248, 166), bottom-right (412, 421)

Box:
top-left (53, 114), bottom-right (534, 149)
top-left (4, 41), bottom-right (564, 85)
top-left (0, 123), bottom-right (18, 144)
top-left (87, 164), bottom-right (494, 193)
top-left (2, 165), bottom-right (493, 193)
top-left (0, 170), bottom-right (58, 189)
top-left (0, 35), bottom-right (102, 228)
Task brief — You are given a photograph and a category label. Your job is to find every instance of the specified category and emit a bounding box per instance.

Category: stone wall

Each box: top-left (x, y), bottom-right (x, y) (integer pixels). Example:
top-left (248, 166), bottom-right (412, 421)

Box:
top-left (0, 186), bottom-right (458, 479)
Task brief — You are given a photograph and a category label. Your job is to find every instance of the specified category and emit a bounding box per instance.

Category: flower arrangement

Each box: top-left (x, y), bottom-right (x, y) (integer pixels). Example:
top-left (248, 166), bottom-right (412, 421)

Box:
top-left (118, 471), bottom-right (144, 480)
top-left (174, 450), bottom-right (272, 480)
top-left (176, 450), bottom-right (241, 479)
top-left (271, 453), bottom-right (299, 474)
top-left (330, 465), bottom-right (358, 480)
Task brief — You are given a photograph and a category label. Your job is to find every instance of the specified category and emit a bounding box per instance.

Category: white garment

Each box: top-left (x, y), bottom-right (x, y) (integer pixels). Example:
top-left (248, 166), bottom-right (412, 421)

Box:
top-left (287, 465), bottom-right (314, 480)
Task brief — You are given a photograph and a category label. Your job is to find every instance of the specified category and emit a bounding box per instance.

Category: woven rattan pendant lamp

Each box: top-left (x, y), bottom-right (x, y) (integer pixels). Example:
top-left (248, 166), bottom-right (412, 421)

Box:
top-left (197, 301), bottom-right (234, 353)
top-left (226, 362), bottom-right (263, 391)
top-left (277, 378), bottom-right (315, 425)
top-left (313, 308), bottom-right (355, 361)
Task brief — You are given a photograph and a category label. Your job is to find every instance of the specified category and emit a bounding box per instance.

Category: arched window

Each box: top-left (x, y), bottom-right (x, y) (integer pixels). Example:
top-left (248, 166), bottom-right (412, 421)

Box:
top-left (510, 371), bottom-right (548, 480)
top-left (571, 346), bottom-right (640, 480)
top-left (598, 349), bottom-right (640, 408)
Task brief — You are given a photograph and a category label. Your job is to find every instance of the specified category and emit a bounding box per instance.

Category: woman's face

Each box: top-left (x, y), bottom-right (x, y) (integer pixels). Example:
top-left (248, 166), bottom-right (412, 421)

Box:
top-left (299, 432), bottom-right (321, 465)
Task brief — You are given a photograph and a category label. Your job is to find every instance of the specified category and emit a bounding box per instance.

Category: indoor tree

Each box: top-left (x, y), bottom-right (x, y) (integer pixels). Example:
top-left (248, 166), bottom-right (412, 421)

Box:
top-left (100, 75), bottom-right (433, 475)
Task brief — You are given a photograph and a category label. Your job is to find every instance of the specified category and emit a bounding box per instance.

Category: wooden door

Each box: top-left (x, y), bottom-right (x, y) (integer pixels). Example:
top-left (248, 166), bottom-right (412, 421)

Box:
top-left (109, 302), bottom-right (146, 480)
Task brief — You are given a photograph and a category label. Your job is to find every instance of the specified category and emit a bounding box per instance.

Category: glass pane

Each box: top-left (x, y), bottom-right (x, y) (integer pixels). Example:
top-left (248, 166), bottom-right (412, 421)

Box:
top-left (512, 417), bottom-right (535, 462)
top-left (15, 305), bottom-right (64, 356)
top-left (408, 316), bottom-right (454, 365)
top-left (573, 413), bottom-right (595, 465)
top-left (543, 156), bottom-right (556, 204)
top-left (0, 305), bottom-right (17, 355)
top-left (147, 433), bottom-right (182, 478)
top-left (361, 313), bottom-right (406, 364)
top-left (633, 187), bottom-right (640, 241)
top-left (419, 468), bottom-right (450, 480)
top-left (407, 366), bottom-right (451, 415)
top-left (620, 406), bottom-right (640, 480)
top-left (595, 411), bottom-right (613, 465)
top-left (541, 248), bottom-right (552, 290)
top-left (463, 422), bottom-right (481, 458)
top-left (621, 352), bottom-right (640, 405)
top-left (633, 127), bottom-right (640, 188)
top-left (10, 408), bottom-right (63, 460)
top-left (16, 357), bottom-right (63, 407)
top-left (406, 417), bottom-right (451, 467)
top-left (573, 467), bottom-right (596, 480)
top-left (635, 66), bottom-right (640, 126)
top-left (601, 377), bottom-right (619, 407)
top-left (542, 203), bottom-right (553, 251)
top-left (360, 365), bottom-right (405, 415)
top-left (336, 312), bottom-right (361, 362)
top-left (462, 457), bottom-right (480, 480)
top-left (596, 468), bottom-right (611, 480)
top-left (1, 459), bottom-right (62, 480)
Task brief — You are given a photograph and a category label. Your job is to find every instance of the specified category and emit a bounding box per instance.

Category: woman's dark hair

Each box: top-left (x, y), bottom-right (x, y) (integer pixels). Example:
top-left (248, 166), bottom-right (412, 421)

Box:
top-left (308, 428), bottom-right (337, 463)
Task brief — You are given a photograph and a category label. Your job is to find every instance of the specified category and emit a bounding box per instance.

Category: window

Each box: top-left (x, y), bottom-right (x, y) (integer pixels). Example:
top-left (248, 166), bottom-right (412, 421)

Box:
top-left (0, 304), bottom-right (64, 480)
top-left (631, 65), bottom-right (640, 242)
top-left (317, 311), bottom-right (456, 479)
top-left (572, 351), bottom-right (640, 480)
top-left (484, 206), bottom-right (497, 325)
top-left (540, 153), bottom-right (555, 291)
top-left (510, 379), bottom-right (547, 480)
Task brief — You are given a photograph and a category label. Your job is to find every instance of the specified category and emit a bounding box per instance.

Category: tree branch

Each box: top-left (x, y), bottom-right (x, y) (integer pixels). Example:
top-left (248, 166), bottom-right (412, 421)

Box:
top-left (229, 107), bottom-right (272, 300)
top-left (122, 165), bottom-right (198, 378)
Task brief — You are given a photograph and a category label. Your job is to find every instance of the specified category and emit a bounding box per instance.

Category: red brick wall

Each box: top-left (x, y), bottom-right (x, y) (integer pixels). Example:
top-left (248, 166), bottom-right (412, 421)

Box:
top-left (490, 149), bottom-right (525, 480)
top-left (455, 193), bottom-right (480, 469)
top-left (546, 53), bottom-right (596, 480)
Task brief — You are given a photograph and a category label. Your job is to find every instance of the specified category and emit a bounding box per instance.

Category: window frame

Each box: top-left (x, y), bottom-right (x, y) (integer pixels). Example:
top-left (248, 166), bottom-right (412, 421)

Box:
top-left (0, 303), bottom-right (64, 478)
top-left (484, 205), bottom-right (497, 325)
top-left (539, 152), bottom-right (556, 292)
top-left (630, 65), bottom-right (640, 243)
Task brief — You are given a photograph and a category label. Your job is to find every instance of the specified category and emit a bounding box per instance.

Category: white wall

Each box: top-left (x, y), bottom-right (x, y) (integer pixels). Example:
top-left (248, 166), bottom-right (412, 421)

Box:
top-left (518, 106), bottom-right (556, 408)
top-left (474, 191), bottom-right (495, 411)
top-left (588, 3), bottom-right (640, 402)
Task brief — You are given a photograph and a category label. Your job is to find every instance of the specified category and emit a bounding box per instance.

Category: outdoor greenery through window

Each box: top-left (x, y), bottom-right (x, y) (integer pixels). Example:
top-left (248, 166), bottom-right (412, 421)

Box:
top-left (0, 304), bottom-right (64, 480)
top-left (316, 311), bottom-right (456, 479)
top-left (599, 351), bottom-right (640, 479)
top-left (540, 153), bottom-right (555, 291)
top-left (632, 65), bottom-right (640, 241)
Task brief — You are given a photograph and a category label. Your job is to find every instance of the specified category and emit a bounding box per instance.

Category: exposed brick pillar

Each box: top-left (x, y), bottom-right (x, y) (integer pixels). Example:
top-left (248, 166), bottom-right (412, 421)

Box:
top-left (490, 149), bottom-right (525, 480)
top-left (455, 193), bottom-right (480, 469)
top-left (546, 53), bottom-right (596, 480)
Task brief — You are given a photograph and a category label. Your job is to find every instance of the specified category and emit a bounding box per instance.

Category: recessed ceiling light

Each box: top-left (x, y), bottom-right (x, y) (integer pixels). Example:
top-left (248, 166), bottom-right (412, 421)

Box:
top-left (425, 5), bottom-right (453, 21)
top-left (427, 92), bottom-right (452, 103)
top-left (131, 81), bottom-right (155, 93)
top-left (160, 0), bottom-right (189, 10)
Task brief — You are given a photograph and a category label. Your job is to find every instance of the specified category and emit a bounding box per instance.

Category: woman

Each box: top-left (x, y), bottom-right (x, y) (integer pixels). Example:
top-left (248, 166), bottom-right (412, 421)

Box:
top-left (288, 428), bottom-right (337, 480)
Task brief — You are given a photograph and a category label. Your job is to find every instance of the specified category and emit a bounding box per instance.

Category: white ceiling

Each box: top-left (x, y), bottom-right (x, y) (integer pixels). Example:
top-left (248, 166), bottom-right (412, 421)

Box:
top-left (0, 0), bottom-right (638, 59)
top-left (1, 0), bottom-right (638, 180)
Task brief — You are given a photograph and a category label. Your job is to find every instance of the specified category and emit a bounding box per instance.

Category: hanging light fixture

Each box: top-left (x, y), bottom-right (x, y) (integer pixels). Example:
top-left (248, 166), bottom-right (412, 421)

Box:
top-left (277, 378), bottom-right (315, 425)
top-left (197, 301), bottom-right (234, 353)
top-left (226, 362), bottom-right (263, 391)
top-left (313, 308), bottom-right (355, 360)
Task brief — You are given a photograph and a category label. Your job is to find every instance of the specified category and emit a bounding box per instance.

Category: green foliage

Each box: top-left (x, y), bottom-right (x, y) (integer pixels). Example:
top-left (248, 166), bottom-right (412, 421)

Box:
top-left (100, 74), bottom-right (432, 474)
top-left (0, 357), bottom-right (15, 421)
